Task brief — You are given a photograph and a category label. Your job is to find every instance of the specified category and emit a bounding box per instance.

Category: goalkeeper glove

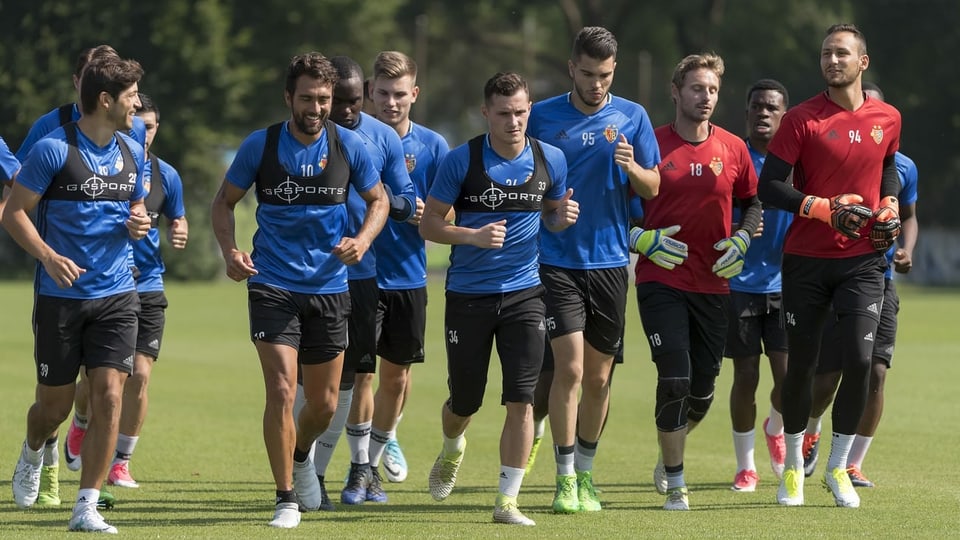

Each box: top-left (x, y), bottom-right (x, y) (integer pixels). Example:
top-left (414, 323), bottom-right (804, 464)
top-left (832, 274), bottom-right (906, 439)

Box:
top-left (630, 225), bottom-right (688, 270)
top-left (712, 229), bottom-right (751, 279)
top-left (870, 195), bottom-right (901, 251)
top-left (798, 193), bottom-right (873, 239)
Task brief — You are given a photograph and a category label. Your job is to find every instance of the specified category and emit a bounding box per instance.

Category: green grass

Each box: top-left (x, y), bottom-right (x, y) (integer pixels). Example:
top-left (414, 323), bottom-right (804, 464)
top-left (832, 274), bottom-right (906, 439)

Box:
top-left (1, 280), bottom-right (958, 538)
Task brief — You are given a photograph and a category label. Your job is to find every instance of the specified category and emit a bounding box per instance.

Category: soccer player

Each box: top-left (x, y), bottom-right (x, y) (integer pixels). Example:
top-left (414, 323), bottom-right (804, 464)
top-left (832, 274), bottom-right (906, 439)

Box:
top-left (4, 56), bottom-right (151, 534)
top-left (527, 26), bottom-right (660, 514)
top-left (421, 71), bottom-right (577, 526)
top-left (107, 93), bottom-right (189, 490)
top-left (804, 81), bottom-right (918, 488)
top-left (211, 52), bottom-right (388, 528)
top-left (757, 24), bottom-right (902, 508)
top-left (0, 135), bottom-right (20, 199)
top-left (369, 50), bottom-right (449, 484)
top-left (635, 53), bottom-right (761, 510)
top-left (725, 79), bottom-right (792, 492)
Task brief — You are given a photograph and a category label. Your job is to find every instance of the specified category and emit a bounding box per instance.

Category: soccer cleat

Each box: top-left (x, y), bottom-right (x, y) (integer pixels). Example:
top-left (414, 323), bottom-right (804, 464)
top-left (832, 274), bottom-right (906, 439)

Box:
top-left (317, 475), bottom-right (335, 511)
top-left (823, 467), bottom-right (860, 508)
top-left (428, 443), bottom-right (465, 502)
top-left (68, 507), bottom-right (118, 534)
top-left (762, 418), bottom-right (786, 479)
top-left (653, 457), bottom-right (668, 495)
top-left (777, 467), bottom-right (804, 506)
top-left (36, 464), bottom-right (61, 506)
top-left (493, 495), bottom-right (536, 526)
top-left (65, 422), bottom-right (86, 472)
top-left (12, 452), bottom-right (42, 508)
top-left (551, 473), bottom-right (579, 514)
top-left (731, 469), bottom-right (759, 492)
top-left (268, 501), bottom-right (301, 528)
top-left (292, 457), bottom-right (322, 511)
top-left (341, 463), bottom-right (371, 505)
top-left (524, 436), bottom-right (542, 477)
top-left (802, 432), bottom-right (820, 477)
top-left (663, 486), bottom-right (689, 511)
top-left (576, 470), bottom-right (601, 511)
top-left (107, 461), bottom-right (140, 488)
top-left (366, 466), bottom-right (388, 503)
top-left (382, 438), bottom-right (408, 483)
top-left (97, 490), bottom-right (117, 510)
top-left (847, 465), bottom-right (874, 488)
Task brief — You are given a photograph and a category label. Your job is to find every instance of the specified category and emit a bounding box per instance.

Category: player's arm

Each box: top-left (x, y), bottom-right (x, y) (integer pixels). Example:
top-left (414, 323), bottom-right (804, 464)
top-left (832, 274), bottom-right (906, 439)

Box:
top-left (541, 188), bottom-right (579, 232)
top-left (210, 180), bottom-right (257, 281)
top-left (334, 181), bottom-right (388, 265)
top-left (894, 201), bottom-right (917, 273)
top-left (419, 196), bottom-right (505, 249)
top-left (127, 199), bottom-right (151, 240)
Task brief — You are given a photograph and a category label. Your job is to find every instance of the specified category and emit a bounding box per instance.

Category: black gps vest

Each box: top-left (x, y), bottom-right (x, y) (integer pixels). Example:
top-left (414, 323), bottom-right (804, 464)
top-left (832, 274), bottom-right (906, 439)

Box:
top-left (44, 123), bottom-right (138, 202)
top-left (455, 135), bottom-right (552, 213)
top-left (254, 121), bottom-right (350, 206)
top-left (143, 153), bottom-right (166, 227)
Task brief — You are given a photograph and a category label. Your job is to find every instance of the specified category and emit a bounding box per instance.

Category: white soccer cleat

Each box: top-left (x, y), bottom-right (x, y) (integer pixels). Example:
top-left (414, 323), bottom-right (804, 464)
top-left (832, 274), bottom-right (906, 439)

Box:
top-left (268, 502), bottom-right (301, 528)
top-left (663, 487), bottom-right (689, 511)
top-left (777, 467), bottom-right (805, 506)
top-left (653, 457), bottom-right (668, 495)
top-left (68, 506), bottom-right (118, 534)
top-left (493, 496), bottom-right (536, 526)
top-left (12, 450), bottom-right (41, 508)
top-left (428, 442), bottom-right (465, 502)
top-left (383, 438), bottom-right (408, 483)
top-left (823, 467), bottom-right (860, 508)
top-left (293, 458), bottom-right (322, 511)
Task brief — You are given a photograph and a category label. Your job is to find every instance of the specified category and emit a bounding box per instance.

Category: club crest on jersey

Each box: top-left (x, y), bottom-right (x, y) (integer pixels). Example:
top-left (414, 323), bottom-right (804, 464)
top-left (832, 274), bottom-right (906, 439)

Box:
top-left (405, 153), bottom-right (417, 173)
top-left (709, 157), bottom-right (723, 176)
top-left (603, 124), bottom-right (619, 143)
top-left (870, 125), bottom-right (883, 144)
top-left (319, 156), bottom-right (328, 170)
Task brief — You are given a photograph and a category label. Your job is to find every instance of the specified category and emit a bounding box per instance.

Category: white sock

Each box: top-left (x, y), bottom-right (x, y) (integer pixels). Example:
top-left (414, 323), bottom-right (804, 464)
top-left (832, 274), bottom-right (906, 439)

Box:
top-left (766, 407), bottom-right (784, 435)
top-left (75, 488), bottom-right (99, 511)
top-left (806, 416), bottom-right (822, 436)
top-left (73, 413), bottom-right (88, 430)
top-left (43, 437), bottom-right (59, 466)
top-left (848, 435), bottom-right (873, 468)
top-left (554, 446), bottom-right (575, 476)
top-left (574, 439), bottom-right (597, 472)
top-left (312, 388), bottom-right (351, 477)
top-left (784, 432), bottom-right (804, 470)
top-left (533, 417), bottom-right (546, 439)
top-left (498, 465), bottom-right (524, 498)
top-left (369, 428), bottom-right (390, 467)
top-left (666, 468), bottom-right (685, 490)
top-left (827, 432), bottom-right (854, 471)
top-left (346, 421), bottom-right (371, 465)
top-left (22, 441), bottom-right (43, 467)
top-left (733, 430), bottom-right (756, 472)
top-left (114, 434), bottom-right (139, 463)
top-left (442, 433), bottom-right (466, 456)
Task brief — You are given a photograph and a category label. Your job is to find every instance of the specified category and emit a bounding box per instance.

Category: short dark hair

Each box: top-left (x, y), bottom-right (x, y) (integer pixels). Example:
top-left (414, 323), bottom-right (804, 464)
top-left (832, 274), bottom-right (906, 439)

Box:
top-left (285, 52), bottom-right (338, 97)
top-left (571, 26), bottom-right (618, 61)
top-left (330, 56), bottom-right (364, 83)
top-left (78, 56), bottom-right (144, 115)
top-left (826, 23), bottom-right (867, 55)
top-left (746, 79), bottom-right (789, 108)
top-left (136, 92), bottom-right (159, 118)
top-left (862, 81), bottom-right (884, 100)
top-left (483, 72), bottom-right (528, 104)
top-left (74, 45), bottom-right (118, 78)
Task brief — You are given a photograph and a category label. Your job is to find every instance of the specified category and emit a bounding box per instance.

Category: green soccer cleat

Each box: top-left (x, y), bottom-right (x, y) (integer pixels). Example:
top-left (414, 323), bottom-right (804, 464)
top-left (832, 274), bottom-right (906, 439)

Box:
top-left (36, 464), bottom-right (61, 506)
top-left (552, 474), bottom-right (579, 514)
top-left (97, 489), bottom-right (117, 510)
top-left (576, 470), bottom-right (601, 511)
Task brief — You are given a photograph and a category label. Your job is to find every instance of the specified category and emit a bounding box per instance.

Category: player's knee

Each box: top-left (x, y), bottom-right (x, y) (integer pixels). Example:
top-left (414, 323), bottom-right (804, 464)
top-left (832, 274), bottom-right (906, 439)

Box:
top-left (654, 376), bottom-right (690, 432)
top-left (448, 393), bottom-right (482, 418)
top-left (868, 363), bottom-right (887, 394)
top-left (686, 374), bottom-right (716, 423)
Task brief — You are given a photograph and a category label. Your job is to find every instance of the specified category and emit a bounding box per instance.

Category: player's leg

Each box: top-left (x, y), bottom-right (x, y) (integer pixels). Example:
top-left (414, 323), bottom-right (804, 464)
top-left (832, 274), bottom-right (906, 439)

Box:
top-left (807, 317), bottom-right (843, 478)
top-left (527, 337), bottom-right (553, 475)
top-left (726, 291), bottom-right (764, 490)
top-left (65, 371), bottom-right (90, 472)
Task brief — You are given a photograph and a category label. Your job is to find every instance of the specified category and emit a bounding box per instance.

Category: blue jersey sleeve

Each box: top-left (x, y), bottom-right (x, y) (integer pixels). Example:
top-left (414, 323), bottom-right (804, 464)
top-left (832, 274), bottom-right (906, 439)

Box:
top-left (381, 127), bottom-right (416, 220)
top-left (896, 153), bottom-right (918, 205)
top-left (629, 106), bottom-right (661, 169)
top-left (0, 136), bottom-right (20, 182)
top-left (158, 159), bottom-right (186, 220)
top-left (541, 143), bottom-right (568, 200)
top-left (428, 145), bottom-right (470, 205)
top-left (16, 137), bottom-right (68, 195)
top-left (225, 130), bottom-right (267, 190)
top-left (340, 127), bottom-right (380, 194)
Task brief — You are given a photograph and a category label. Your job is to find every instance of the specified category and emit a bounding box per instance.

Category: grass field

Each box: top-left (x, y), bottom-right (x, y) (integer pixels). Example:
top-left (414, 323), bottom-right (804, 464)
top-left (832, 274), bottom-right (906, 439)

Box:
top-left (1, 279), bottom-right (959, 538)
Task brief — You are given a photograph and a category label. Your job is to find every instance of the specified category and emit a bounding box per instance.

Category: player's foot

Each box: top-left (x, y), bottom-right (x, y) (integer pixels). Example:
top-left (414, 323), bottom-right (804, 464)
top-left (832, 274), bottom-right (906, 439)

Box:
top-left (268, 501), bottom-right (301, 528)
top-left (107, 461), bottom-right (139, 488)
top-left (524, 436), bottom-right (542, 477)
top-left (428, 442), bottom-right (465, 502)
top-left (731, 469), bottom-right (759, 492)
top-left (551, 473), bottom-right (579, 514)
top-left (847, 465), bottom-right (874, 488)
top-left (317, 475), bottom-right (334, 511)
top-left (36, 464), bottom-right (61, 506)
top-left (366, 466), bottom-right (388, 503)
top-left (341, 462), bottom-right (371, 505)
top-left (68, 506), bottom-right (118, 534)
top-left (762, 417), bottom-right (786, 479)
top-left (777, 466), bottom-right (804, 506)
top-left (12, 451), bottom-right (42, 508)
top-left (576, 470), bottom-right (601, 511)
top-left (653, 457), bottom-right (668, 495)
top-left (65, 422), bottom-right (86, 472)
top-left (292, 457), bottom-right (322, 511)
top-left (823, 467), bottom-right (860, 508)
top-left (493, 494), bottom-right (535, 526)
top-left (663, 486), bottom-right (689, 511)
top-left (802, 432), bottom-right (820, 478)
top-left (383, 438), bottom-right (408, 483)
top-left (97, 490), bottom-right (117, 510)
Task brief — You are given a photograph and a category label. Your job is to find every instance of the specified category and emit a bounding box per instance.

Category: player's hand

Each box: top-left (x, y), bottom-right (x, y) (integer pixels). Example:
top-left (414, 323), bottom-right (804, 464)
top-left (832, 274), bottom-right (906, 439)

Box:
top-left (473, 219), bottom-right (507, 249)
top-left (126, 208), bottom-right (152, 240)
top-left (333, 236), bottom-right (370, 265)
top-left (553, 189), bottom-right (579, 229)
top-left (630, 225), bottom-right (688, 270)
top-left (406, 197), bottom-right (425, 226)
top-left (168, 217), bottom-right (189, 249)
top-left (870, 196), bottom-right (901, 252)
top-left (614, 134), bottom-right (635, 171)
top-left (799, 193), bottom-right (873, 239)
top-left (40, 252), bottom-right (86, 288)
top-left (893, 248), bottom-right (912, 273)
top-left (712, 229), bottom-right (751, 279)
top-left (223, 249), bottom-right (257, 281)
top-left (753, 215), bottom-right (764, 238)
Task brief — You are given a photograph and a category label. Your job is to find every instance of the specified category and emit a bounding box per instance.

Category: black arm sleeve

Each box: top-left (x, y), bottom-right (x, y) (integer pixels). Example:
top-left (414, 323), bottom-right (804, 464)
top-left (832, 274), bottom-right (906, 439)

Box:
top-left (880, 153), bottom-right (899, 200)
top-left (736, 195), bottom-right (762, 237)
top-left (383, 182), bottom-right (413, 222)
top-left (757, 152), bottom-right (805, 214)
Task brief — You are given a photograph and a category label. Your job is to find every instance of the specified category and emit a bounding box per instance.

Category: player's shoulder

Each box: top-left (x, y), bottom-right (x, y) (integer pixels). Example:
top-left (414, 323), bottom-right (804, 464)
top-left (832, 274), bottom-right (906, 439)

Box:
top-left (609, 94), bottom-right (650, 117)
top-left (894, 151), bottom-right (917, 174)
top-left (154, 155), bottom-right (180, 178)
top-left (532, 137), bottom-right (566, 162)
top-left (653, 123), bottom-right (674, 139)
top-left (116, 131), bottom-right (145, 159)
top-left (335, 122), bottom-right (365, 146)
top-left (409, 121), bottom-right (447, 146)
top-left (865, 96), bottom-right (901, 122)
top-left (359, 112), bottom-right (394, 138)
top-left (711, 125), bottom-right (748, 146)
top-left (531, 94), bottom-right (569, 115)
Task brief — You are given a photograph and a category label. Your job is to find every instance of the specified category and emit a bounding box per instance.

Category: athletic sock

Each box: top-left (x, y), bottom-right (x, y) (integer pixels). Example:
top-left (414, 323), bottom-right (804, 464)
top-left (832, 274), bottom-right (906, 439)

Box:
top-left (533, 417), bottom-right (546, 439)
top-left (442, 432), bottom-right (466, 456)
top-left (114, 434), bottom-right (139, 463)
top-left (784, 432), bottom-right (804, 470)
top-left (498, 465), bottom-right (524, 498)
top-left (827, 432), bottom-right (854, 471)
top-left (574, 436), bottom-right (598, 472)
top-left (73, 413), bottom-right (88, 431)
top-left (733, 429), bottom-right (756, 472)
top-left (766, 407), bottom-right (784, 435)
top-left (848, 435), bottom-right (873, 468)
top-left (346, 421), bottom-right (371, 464)
top-left (43, 437), bottom-right (59, 466)
top-left (313, 388), bottom-right (352, 476)
top-left (22, 441), bottom-right (43, 467)
top-left (554, 444), bottom-right (574, 476)
top-left (369, 427), bottom-right (390, 467)
top-left (665, 463), bottom-right (685, 489)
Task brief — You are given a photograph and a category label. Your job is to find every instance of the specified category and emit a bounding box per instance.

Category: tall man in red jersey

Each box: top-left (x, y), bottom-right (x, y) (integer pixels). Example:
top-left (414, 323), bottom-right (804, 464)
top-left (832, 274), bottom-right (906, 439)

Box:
top-left (633, 52), bottom-right (761, 511)
top-left (757, 24), bottom-right (902, 509)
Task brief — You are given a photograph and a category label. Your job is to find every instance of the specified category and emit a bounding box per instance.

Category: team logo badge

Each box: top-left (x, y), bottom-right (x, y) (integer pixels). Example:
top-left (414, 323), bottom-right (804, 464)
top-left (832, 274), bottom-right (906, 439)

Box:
top-left (709, 157), bottom-right (723, 176)
top-left (319, 156), bottom-right (328, 170)
top-left (870, 125), bottom-right (884, 144)
top-left (405, 153), bottom-right (417, 173)
top-left (603, 124), bottom-right (619, 143)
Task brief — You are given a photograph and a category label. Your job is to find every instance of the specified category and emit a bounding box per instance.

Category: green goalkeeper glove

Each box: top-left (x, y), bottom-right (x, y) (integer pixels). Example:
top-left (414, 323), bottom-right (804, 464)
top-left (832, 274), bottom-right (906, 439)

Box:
top-left (630, 225), bottom-right (688, 270)
top-left (712, 229), bottom-right (751, 279)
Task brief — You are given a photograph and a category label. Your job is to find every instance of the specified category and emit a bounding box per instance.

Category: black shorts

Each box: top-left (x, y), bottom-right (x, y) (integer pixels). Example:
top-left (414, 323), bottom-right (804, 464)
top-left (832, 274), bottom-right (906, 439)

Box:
top-left (247, 283), bottom-right (350, 365)
top-left (136, 291), bottom-right (168, 359)
top-left (818, 278), bottom-right (899, 373)
top-left (444, 286), bottom-right (546, 417)
top-left (34, 291), bottom-right (140, 386)
top-left (540, 264), bottom-right (628, 355)
top-left (377, 287), bottom-right (427, 366)
top-left (344, 278), bottom-right (379, 374)
top-left (723, 291), bottom-right (788, 358)
top-left (635, 282), bottom-right (729, 376)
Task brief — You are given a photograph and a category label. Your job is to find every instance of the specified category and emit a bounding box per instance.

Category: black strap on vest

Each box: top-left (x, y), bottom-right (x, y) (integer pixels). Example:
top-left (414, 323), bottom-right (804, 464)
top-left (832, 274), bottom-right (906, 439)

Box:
top-left (454, 135), bottom-right (552, 213)
top-left (254, 120), bottom-right (350, 206)
top-left (57, 103), bottom-right (74, 126)
top-left (44, 123), bottom-right (138, 202)
top-left (144, 152), bottom-right (165, 227)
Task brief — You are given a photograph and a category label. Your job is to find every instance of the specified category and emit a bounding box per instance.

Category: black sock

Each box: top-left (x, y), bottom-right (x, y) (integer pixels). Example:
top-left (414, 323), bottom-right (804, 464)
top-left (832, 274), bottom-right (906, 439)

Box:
top-left (275, 489), bottom-right (296, 505)
top-left (293, 447), bottom-right (309, 463)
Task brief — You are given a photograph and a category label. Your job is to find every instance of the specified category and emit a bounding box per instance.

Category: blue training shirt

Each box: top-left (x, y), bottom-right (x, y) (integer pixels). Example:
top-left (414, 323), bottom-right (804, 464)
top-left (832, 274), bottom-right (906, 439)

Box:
top-left (886, 151), bottom-right (919, 280)
top-left (133, 155), bottom-right (186, 293)
top-left (17, 127), bottom-right (146, 299)
top-left (429, 136), bottom-right (567, 294)
top-left (528, 93), bottom-right (660, 269)
top-left (0, 136), bottom-right (20, 181)
top-left (226, 121), bottom-right (379, 294)
top-left (376, 121), bottom-right (449, 290)
top-left (17, 103), bottom-right (147, 161)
